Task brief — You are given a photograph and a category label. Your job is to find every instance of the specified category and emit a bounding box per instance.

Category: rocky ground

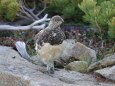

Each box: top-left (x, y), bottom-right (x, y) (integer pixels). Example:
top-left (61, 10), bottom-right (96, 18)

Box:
top-left (0, 46), bottom-right (115, 86)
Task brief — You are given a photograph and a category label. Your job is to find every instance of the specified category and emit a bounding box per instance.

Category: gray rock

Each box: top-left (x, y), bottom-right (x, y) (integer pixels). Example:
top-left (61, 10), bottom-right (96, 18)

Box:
top-left (95, 66), bottom-right (115, 81)
top-left (0, 46), bottom-right (114, 86)
top-left (55, 39), bottom-right (76, 67)
top-left (54, 70), bottom-right (115, 86)
top-left (59, 40), bottom-right (97, 64)
top-left (65, 61), bottom-right (88, 72)
top-left (88, 54), bottom-right (115, 71)
top-left (54, 69), bottom-right (95, 82)
top-left (0, 72), bottom-right (31, 86)
top-left (0, 46), bottom-right (69, 86)
top-left (60, 39), bottom-right (76, 61)
top-left (74, 42), bottom-right (97, 64)
top-left (30, 56), bottom-right (44, 66)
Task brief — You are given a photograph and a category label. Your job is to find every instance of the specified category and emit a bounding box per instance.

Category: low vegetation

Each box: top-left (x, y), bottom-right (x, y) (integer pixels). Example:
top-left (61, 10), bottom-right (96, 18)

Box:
top-left (0, 0), bottom-right (114, 59)
top-left (0, 0), bottom-right (19, 21)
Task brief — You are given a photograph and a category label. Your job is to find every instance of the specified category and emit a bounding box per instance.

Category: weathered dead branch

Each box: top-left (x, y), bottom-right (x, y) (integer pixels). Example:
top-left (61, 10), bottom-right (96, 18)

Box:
top-left (17, 0), bottom-right (46, 21)
top-left (0, 14), bottom-right (50, 30)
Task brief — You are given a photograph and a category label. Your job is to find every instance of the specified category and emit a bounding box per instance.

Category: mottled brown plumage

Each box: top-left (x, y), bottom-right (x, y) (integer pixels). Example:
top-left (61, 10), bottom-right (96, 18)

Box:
top-left (35, 15), bottom-right (66, 74)
top-left (35, 27), bottom-right (65, 48)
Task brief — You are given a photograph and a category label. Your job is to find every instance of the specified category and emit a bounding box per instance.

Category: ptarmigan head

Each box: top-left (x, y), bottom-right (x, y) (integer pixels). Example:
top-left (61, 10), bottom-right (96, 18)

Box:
top-left (49, 15), bottom-right (64, 28)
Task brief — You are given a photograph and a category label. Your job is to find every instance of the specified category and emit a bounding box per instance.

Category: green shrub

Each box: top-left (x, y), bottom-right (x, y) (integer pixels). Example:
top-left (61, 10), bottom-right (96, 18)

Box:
top-left (45, 0), bottom-right (85, 25)
top-left (108, 17), bottom-right (115, 38)
top-left (0, 0), bottom-right (19, 21)
top-left (78, 0), bottom-right (115, 38)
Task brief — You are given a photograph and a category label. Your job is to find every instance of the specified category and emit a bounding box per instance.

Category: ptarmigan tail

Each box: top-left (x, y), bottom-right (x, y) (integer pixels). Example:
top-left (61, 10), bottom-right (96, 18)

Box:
top-left (15, 41), bottom-right (30, 60)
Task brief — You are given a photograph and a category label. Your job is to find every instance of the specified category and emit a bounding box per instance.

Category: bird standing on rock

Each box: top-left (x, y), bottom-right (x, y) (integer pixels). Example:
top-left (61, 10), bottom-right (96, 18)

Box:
top-left (35, 15), bottom-right (66, 74)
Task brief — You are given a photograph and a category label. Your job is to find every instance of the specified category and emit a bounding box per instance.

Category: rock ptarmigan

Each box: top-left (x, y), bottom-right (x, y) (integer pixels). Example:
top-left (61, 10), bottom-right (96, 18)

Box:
top-left (35, 15), bottom-right (66, 74)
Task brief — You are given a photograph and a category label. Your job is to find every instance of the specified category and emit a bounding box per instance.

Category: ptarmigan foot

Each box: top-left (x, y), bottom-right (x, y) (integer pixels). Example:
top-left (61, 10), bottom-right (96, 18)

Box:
top-left (47, 62), bottom-right (55, 74)
top-left (54, 68), bottom-right (59, 71)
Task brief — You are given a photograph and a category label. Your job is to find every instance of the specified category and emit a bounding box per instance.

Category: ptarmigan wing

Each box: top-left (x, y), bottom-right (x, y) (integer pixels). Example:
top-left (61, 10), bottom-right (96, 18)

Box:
top-left (48, 27), bottom-right (65, 45)
top-left (35, 27), bottom-right (65, 50)
top-left (34, 29), bottom-right (49, 50)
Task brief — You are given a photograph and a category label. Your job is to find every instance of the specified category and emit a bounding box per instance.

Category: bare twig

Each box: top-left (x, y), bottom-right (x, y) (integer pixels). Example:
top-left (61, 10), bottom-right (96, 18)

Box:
top-left (18, 0), bottom-right (35, 21)
top-left (31, 0), bottom-right (36, 11)
top-left (19, 0), bottom-right (34, 21)
top-left (17, 0), bottom-right (46, 21)
top-left (16, 13), bottom-right (30, 20)
top-left (95, 20), bottom-right (104, 48)
top-left (36, 1), bottom-right (46, 16)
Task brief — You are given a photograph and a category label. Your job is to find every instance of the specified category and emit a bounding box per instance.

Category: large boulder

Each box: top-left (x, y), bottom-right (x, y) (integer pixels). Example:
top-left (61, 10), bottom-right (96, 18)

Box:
top-left (54, 70), bottom-right (95, 84)
top-left (54, 70), bottom-right (115, 86)
top-left (74, 42), bottom-right (97, 64)
top-left (57, 40), bottom-right (97, 67)
top-left (88, 54), bottom-right (115, 71)
top-left (0, 46), bottom-right (68, 86)
top-left (65, 61), bottom-right (88, 72)
top-left (95, 66), bottom-right (115, 81)
top-left (60, 39), bottom-right (76, 61)
top-left (0, 72), bottom-right (30, 86)
top-left (0, 46), bottom-right (115, 86)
